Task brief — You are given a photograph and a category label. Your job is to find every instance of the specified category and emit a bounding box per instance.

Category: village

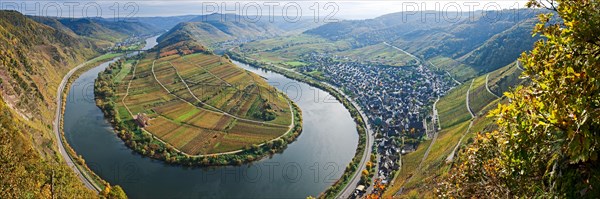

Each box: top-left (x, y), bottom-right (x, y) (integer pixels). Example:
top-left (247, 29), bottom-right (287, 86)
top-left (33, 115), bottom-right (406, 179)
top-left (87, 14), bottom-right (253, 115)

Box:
top-left (297, 53), bottom-right (456, 193)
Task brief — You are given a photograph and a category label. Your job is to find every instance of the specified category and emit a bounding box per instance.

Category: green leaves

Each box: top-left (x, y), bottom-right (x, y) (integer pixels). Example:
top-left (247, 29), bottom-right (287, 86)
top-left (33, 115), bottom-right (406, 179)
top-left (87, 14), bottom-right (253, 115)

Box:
top-left (440, 0), bottom-right (600, 198)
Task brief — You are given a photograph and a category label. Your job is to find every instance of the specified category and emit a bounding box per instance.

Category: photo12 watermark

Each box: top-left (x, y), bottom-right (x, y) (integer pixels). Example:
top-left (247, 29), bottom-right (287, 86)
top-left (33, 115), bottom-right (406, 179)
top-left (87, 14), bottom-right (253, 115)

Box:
top-left (0, 1), bottom-right (140, 20)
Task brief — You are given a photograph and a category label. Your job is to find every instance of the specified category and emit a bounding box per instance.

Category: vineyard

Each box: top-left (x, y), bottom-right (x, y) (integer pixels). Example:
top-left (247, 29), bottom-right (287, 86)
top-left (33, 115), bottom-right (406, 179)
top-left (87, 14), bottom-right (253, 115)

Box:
top-left (110, 52), bottom-right (294, 155)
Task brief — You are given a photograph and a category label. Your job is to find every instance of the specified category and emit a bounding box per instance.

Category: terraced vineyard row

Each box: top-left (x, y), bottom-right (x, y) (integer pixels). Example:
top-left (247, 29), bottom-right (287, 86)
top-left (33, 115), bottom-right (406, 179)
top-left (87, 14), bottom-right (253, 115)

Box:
top-left (117, 52), bottom-right (293, 155)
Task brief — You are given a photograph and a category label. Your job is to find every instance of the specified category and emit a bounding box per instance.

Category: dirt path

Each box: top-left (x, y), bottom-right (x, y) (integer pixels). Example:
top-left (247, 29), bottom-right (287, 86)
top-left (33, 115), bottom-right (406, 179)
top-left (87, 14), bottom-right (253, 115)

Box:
top-left (466, 79), bottom-right (475, 118)
top-left (121, 61), bottom-right (138, 117)
top-left (485, 74), bottom-right (501, 98)
top-left (165, 61), bottom-right (289, 127)
top-left (446, 79), bottom-right (477, 162)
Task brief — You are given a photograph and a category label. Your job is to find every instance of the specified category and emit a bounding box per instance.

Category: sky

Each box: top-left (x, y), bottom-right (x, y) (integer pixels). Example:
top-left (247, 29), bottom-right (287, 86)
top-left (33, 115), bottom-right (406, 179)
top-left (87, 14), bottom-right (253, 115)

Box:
top-left (1, 1), bottom-right (529, 20)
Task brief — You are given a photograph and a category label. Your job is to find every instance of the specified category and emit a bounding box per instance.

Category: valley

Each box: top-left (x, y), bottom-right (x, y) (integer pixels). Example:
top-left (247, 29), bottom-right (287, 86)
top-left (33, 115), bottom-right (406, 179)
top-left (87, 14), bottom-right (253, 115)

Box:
top-left (2, 1), bottom-right (598, 198)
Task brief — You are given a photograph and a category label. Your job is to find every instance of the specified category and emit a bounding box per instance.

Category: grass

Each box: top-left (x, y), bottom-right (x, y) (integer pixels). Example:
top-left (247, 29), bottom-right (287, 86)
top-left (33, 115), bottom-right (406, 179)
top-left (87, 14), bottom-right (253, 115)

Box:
top-left (174, 108), bottom-right (200, 122)
top-left (93, 52), bottom-right (121, 61)
top-left (392, 120), bottom-right (471, 197)
top-left (388, 61), bottom-right (524, 198)
top-left (436, 83), bottom-right (471, 129)
top-left (429, 56), bottom-right (478, 82)
top-left (488, 61), bottom-right (524, 96)
top-left (239, 34), bottom-right (352, 69)
top-left (284, 61), bottom-right (307, 67)
top-left (113, 60), bottom-right (134, 83)
top-left (468, 75), bottom-right (500, 116)
top-left (335, 43), bottom-right (414, 66)
top-left (384, 139), bottom-right (432, 197)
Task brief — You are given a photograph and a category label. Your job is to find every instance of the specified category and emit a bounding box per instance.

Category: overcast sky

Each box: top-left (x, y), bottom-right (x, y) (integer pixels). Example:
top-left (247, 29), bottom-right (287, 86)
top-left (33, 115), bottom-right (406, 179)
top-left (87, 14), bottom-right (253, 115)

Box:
top-left (2, 1), bottom-right (529, 20)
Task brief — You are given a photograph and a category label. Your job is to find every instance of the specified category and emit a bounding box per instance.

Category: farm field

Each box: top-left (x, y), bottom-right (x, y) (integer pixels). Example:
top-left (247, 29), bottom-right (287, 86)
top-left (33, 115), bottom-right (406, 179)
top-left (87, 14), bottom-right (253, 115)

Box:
top-left (238, 34), bottom-right (353, 69)
top-left (468, 75), bottom-right (500, 116)
top-left (334, 43), bottom-right (414, 66)
top-left (428, 56), bottom-right (478, 82)
top-left (436, 83), bottom-right (471, 129)
top-left (116, 52), bottom-right (294, 155)
top-left (389, 120), bottom-right (471, 197)
top-left (487, 61), bottom-right (524, 96)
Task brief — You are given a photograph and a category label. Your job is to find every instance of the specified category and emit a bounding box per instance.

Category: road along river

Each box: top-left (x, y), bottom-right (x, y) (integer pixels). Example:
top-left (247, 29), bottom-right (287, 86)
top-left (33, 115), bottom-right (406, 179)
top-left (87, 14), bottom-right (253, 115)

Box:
top-left (63, 37), bottom-right (359, 198)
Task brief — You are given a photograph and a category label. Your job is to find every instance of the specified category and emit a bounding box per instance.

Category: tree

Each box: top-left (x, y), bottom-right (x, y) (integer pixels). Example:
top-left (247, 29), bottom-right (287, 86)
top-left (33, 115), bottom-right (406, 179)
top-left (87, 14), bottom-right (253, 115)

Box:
top-left (107, 185), bottom-right (127, 199)
top-left (439, 0), bottom-right (600, 198)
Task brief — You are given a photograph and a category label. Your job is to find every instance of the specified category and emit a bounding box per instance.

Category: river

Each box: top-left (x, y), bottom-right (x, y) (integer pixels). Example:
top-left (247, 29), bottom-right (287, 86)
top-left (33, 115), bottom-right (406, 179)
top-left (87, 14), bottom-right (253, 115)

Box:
top-left (63, 36), bottom-right (358, 198)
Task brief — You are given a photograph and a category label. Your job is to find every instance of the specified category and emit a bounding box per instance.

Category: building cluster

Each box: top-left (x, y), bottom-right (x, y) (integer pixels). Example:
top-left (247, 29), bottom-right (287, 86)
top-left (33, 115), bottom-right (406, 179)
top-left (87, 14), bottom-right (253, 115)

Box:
top-left (298, 53), bottom-right (455, 189)
top-left (109, 36), bottom-right (145, 51)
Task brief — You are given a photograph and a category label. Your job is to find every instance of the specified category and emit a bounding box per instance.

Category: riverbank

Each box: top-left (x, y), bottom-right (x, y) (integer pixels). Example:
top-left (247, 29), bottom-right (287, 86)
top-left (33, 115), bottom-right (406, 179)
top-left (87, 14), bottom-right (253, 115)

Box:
top-left (56, 52), bottom-right (125, 193)
top-left (226, 50), bottom-right (370, 198)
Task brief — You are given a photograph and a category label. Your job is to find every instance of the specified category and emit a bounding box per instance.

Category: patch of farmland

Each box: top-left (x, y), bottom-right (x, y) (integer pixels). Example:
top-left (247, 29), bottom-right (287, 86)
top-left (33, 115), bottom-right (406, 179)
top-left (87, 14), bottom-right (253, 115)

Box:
top-left (154, 63), bottom-right (185, 92)
top-left (113, 52), bottom-right (296, 155)
top-left (113, 61), bottom-right (134, 83)
top-left (488, 61), bottom-right (523, 96)
top-left (185, 72), bottom-right (220, 85)
top-left (436, 82), bottom-right (471, 129)
top-left (184, 110), bottom-right (226, 130)
top-left (236, 91), bottom-right (259, 116)
top-left (215, 133), bottom-right (268, 152)
top-left (180, 129), bottom-right (224, 154)
top-left (189, 84), bottom-right (224, 102)
top-left (468, 75), bottom-right (499, 115)
top-left (145, 116), bottom-right (181, 138)
top-left (175, 108), bottom-right (200, 122)
top-left (206, 87), bottom-right (238, 109)
top-left (228, 121), bottom-right (288, 138)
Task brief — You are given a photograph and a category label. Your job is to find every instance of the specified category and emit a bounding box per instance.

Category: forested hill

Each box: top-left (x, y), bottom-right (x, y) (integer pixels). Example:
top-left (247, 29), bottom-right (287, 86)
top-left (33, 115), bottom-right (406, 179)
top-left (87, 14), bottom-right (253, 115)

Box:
top-left (31, 16), bottom-right (161, 48)
top-left (157, 13), bottom-right (321, 50)
top-left (0, 10), bottom-right (97, 130)
top-left (0, 10), bottom-right (160, 197)
top-left (305, 9), bottom-right (545, 81)
top-left (0, 10), bottom-right (100, 197)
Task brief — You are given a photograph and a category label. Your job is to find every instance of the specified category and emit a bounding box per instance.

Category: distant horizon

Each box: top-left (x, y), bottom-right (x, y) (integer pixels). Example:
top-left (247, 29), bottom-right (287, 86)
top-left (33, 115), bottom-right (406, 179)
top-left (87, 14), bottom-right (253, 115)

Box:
top-left (1, 1), bottom-right (529, 20)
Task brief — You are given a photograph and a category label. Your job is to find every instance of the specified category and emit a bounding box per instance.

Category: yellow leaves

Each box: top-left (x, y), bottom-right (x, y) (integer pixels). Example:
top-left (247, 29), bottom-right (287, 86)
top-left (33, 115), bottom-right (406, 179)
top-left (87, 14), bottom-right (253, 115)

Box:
top-left (563, 20), bottom-right (576, 30)
top-left (566, 66), bottom-right (575, 75)
top-left (503, 91), bottom-right (514, 99)
top-left (100, 185), bottom-right (112, 196)
top-left (539, 82), bottom-right (550, 90)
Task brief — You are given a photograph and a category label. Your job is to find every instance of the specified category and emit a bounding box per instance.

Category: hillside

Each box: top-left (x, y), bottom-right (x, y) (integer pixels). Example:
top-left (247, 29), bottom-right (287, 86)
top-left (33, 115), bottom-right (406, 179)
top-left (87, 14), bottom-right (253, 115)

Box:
top-left (130, 15), bottom-right (197, 31)
top-left (31, 16), bottom-right (161, 48)
top-left (94, 32), bottom-right (301, 165)
top-left (0, 10), bottom-right (163, 197)
top-left (303, 9), bottom-right (543, 81)
top-left (385, 61), bottom-right (525, 197)
top-left (0, 11), bottom-right (98, 158)
top-left (236, 9), bottom-right (541, 77)
top-left (0, 10), bottom-right (104, 196)
top-left (157, 13), bottom-right (321, 51)
top-left (0, 94), bottom-right (97, 198)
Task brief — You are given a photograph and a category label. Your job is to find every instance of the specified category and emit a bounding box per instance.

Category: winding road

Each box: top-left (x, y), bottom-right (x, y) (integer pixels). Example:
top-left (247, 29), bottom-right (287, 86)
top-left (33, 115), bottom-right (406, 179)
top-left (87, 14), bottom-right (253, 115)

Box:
top-left (54, 57), bottom-right (103, 192)
top-left (446, 79), bottom-right (476, 163)
top-left (485, 74), bottom-right (501, 98)
top-left (329, 83), bottom-right (374, 199)
top-left (465, 79), bottom-right (475, 118)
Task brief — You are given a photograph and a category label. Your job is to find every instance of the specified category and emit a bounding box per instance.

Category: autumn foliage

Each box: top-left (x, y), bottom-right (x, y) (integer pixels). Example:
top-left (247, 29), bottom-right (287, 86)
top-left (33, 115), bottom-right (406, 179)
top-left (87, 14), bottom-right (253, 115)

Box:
top-left (439, 0), bottom-right (600, 198)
